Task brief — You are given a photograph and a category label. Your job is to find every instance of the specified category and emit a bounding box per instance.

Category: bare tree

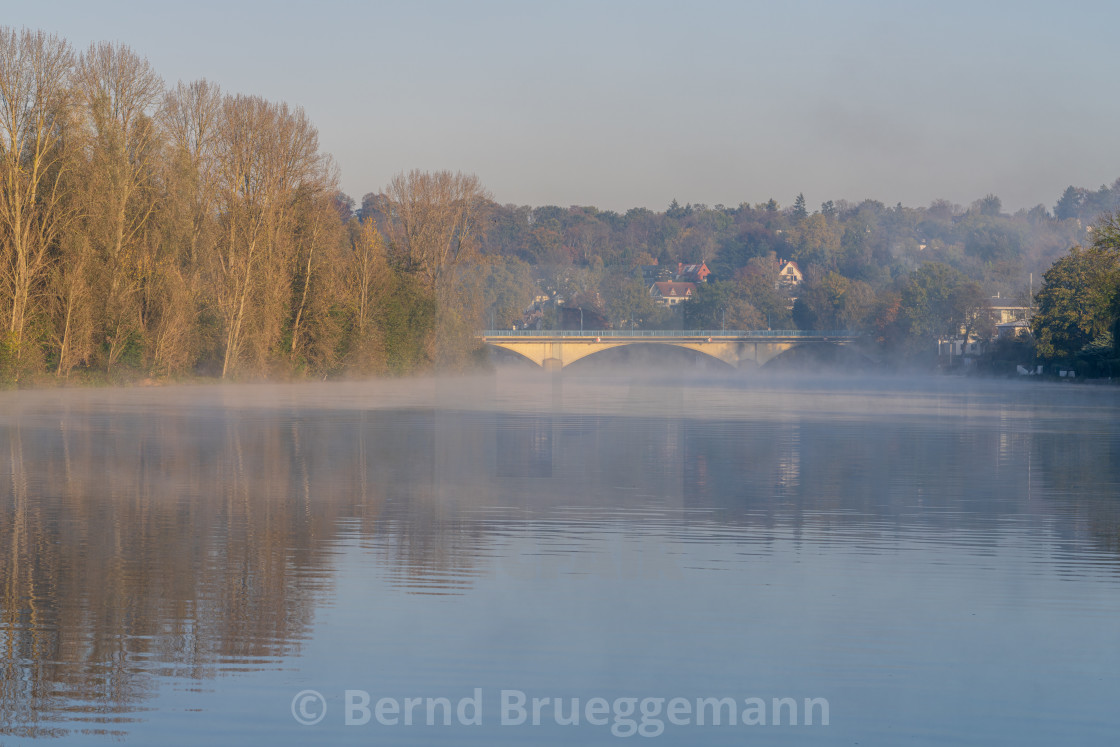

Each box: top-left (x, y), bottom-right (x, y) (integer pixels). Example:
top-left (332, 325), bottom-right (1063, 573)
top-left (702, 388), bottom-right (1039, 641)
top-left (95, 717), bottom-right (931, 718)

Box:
top-left (211, 94), bottom-right (268, 377)
top-left (75, 41), bottom-right (165, 372)
top-left (0, 28), bottom-right (76, 375)
top-left (159, 79), bottom-right (221, 265)
top-left (48, 232), bottom-right (95, 376)
top-left (383, 170), bottom-right (490, 289)
top-left (382, 170), bottom-right (490, 366)
top-left (341, 218), bottom-right (392, 371)
top-left (149, 79), bottom-right (223, 376)
top-left (288, 177), bottom-right (345, 371)
top-left (210, 95), bottom-right (334, 377)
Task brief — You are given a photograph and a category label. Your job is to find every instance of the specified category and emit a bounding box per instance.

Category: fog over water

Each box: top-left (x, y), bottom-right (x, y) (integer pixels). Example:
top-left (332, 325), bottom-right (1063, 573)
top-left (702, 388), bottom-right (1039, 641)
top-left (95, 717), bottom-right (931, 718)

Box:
top-left (1, 371), bottom-right (1118, 745)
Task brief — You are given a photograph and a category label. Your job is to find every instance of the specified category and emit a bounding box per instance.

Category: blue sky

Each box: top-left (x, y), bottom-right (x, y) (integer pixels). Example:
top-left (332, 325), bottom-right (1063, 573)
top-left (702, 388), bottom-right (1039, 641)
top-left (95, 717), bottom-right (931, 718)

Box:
top-left (8, 0), bottom-right (1120, 212)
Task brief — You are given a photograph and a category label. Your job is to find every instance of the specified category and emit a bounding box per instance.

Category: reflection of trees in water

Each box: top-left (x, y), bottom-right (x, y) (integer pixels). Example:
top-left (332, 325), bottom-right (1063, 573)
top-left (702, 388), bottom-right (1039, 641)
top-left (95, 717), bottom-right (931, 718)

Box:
top-left (1031, 424), bottom-right (1120, 554)
top-left (393, 408), bottom-right (1120, 564)
top-left (0, 408), bottom-right (384, 737)
top-left (677, 413), bottom-right (1120, 561)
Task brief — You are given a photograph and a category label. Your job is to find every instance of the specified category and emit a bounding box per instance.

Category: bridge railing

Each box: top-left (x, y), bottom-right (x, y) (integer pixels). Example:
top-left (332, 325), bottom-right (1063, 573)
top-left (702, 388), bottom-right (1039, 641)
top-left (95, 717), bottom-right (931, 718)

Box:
top-left (480, 329), bottom-right (857, 338)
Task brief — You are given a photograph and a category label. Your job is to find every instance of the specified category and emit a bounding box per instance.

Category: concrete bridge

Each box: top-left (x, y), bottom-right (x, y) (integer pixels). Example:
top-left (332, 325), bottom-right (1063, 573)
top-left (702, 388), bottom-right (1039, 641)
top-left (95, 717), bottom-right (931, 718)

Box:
top-left (480, 330), bottom-right (860, 370)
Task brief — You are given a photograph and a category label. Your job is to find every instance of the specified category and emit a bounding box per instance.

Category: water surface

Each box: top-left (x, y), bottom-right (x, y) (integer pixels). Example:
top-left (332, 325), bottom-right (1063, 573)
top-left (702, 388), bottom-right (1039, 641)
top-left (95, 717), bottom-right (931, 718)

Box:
top-left (1, 374), bottom-right (1118, 745)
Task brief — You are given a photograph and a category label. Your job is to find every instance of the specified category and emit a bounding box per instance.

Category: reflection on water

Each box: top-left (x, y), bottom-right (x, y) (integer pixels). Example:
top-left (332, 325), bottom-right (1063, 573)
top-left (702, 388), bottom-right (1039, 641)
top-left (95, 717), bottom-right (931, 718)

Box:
top-left (1, 374), bottom-right (1119, 744)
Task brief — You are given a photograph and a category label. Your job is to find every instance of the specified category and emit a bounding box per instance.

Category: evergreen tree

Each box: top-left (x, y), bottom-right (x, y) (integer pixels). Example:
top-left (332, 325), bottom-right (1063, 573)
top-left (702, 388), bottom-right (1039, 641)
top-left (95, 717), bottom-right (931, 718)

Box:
top-left (792, 193), bottom-right (808, 220)
top-left (1054, 186), bottom-right (1085, 221)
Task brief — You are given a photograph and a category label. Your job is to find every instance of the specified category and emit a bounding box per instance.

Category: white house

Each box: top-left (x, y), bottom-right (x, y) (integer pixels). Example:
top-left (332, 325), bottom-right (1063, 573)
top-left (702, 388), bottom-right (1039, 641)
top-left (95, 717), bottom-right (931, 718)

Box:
top-left (777, 259), bottom-right (803, 287)
top-left (650, 281), bottom-right (697, 306)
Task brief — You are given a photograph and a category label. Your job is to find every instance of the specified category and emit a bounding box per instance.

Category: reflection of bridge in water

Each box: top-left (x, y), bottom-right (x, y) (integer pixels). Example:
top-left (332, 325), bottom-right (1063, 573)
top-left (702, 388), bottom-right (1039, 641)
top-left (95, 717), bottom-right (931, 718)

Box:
top-left (480, 330), bottom-right (860, 369)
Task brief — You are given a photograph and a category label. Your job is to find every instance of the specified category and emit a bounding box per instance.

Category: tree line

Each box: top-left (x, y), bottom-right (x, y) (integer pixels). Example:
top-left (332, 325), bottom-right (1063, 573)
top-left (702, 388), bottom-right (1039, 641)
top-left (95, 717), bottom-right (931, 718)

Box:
top-left (0, 28), bottom-right (494, 385)
top-left (3, 26), bottom-right (1118, 383)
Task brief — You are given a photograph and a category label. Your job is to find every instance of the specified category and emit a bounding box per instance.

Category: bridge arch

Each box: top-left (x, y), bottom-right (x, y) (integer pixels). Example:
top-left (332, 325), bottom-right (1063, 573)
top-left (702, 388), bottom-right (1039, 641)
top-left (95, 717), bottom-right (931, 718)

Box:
top-left (487, 344), bottom-right (546, 368)
top-left (563, 341), bottom-right (737, 370)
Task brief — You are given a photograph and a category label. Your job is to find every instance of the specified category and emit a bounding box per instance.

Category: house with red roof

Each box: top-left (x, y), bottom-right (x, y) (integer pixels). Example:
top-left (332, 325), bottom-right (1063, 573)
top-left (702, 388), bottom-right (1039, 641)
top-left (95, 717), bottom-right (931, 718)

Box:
top-left (676, 262), bottom-right (710, 283)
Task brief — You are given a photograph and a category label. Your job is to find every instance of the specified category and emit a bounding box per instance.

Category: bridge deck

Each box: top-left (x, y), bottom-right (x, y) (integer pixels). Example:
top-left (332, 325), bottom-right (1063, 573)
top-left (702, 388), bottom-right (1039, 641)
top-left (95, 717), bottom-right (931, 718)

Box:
top-left (480, 329), bottom-right (857, 341)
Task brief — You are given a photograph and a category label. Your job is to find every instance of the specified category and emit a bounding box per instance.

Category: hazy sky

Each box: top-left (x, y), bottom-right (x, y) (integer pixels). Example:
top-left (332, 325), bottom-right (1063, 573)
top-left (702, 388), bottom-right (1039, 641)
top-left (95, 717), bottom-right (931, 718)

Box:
top-left (8, 0), bottom-right (1120, 212)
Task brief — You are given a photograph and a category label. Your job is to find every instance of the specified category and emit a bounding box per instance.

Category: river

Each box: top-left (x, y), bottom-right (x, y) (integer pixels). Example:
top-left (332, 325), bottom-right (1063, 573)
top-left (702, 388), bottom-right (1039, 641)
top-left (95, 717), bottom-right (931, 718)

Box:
top-left (1, 372), bottom-right (1118, 745)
